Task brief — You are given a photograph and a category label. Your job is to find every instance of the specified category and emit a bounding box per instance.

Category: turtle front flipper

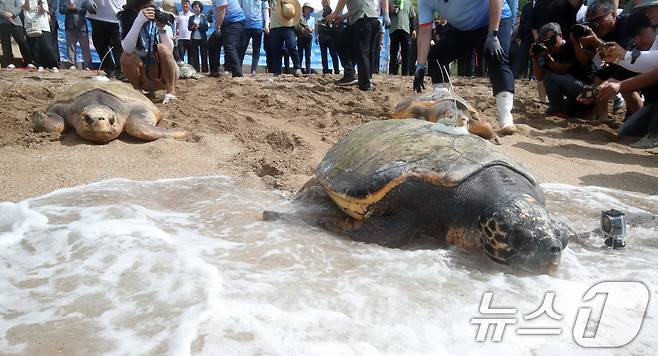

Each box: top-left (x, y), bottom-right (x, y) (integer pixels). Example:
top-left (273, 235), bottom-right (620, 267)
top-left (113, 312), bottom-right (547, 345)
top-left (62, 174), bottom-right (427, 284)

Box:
top-left (33, 104), bottom-right (68, 134)
top-left (319, 210), bottom-right (418, 248)
top-left (125, 108), bottom-right (187, 141)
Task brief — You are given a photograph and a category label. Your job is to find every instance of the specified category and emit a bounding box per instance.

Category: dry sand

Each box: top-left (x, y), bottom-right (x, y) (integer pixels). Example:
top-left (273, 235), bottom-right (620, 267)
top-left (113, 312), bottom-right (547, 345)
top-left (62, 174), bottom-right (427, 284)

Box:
top-left (0, 70), bottom-right (656, 202)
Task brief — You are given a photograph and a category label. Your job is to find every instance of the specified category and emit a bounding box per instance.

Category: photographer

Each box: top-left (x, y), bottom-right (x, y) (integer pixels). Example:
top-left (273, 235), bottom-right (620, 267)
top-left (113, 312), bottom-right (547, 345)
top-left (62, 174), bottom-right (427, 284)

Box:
top-left (531, 22), bottom-right (592, 116)
top-left (575, 0), bottom-right (640, 120)
top-left (119, 0), bottom-right (178, 103)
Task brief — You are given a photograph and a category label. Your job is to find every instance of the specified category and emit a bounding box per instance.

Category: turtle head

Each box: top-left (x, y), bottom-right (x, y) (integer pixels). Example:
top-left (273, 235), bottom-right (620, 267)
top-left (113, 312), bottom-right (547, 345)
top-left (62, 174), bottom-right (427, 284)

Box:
top-left (77, 105), bottom-right (122, 143)
top-left (478, 195), bottom-right (571, 274)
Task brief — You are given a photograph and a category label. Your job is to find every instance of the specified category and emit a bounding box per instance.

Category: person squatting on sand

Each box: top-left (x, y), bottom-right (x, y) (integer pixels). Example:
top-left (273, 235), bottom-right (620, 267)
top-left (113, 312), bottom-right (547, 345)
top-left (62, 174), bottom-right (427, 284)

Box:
top-left (412, 0), bottom-right (518, 136)
top-left (118, 0), bottom-right (179, 103)
top-left (596, 0), bottom-right (658, 148)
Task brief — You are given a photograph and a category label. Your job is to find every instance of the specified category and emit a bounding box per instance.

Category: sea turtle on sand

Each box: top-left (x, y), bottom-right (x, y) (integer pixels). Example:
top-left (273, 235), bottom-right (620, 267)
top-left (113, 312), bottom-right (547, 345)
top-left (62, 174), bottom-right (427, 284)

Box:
top-left (33, 80), bottom-right (187, 143)
top-left (178, 62), bottom-right (203, 79)
top-left (264, 119), bottom-right (571, 274)
top-left (391, 85), bottom-right (495, 140)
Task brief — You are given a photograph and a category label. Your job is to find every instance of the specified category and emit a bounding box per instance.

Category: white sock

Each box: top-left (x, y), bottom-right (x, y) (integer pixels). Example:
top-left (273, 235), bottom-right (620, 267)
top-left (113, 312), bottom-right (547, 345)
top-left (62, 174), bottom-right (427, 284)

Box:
top-left (496, 91), bottom-right (514, 128)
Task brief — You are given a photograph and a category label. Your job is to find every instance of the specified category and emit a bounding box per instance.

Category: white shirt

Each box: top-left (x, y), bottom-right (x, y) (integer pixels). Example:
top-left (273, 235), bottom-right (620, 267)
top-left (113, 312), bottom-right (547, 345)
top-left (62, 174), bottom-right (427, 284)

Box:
top-left (86, 0), bottom-right (126, 24)
top-left (176, 10), bottom-right (193, 40)
top-left (23, 0), bottom-right (50, 32)
top-left (618, 36), bottom-right (658, 74)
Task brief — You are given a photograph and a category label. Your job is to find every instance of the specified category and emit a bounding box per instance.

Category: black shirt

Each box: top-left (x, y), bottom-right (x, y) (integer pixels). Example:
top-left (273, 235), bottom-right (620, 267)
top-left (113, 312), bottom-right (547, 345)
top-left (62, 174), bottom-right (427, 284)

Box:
top-left (517, 2), bottom-right (535, 43)
top-left (547, 40), bottom-right (592, 81)
top-left (532, 0), bottom-right (581, 37)
top-left (601, 13), bottom-right (632, 50)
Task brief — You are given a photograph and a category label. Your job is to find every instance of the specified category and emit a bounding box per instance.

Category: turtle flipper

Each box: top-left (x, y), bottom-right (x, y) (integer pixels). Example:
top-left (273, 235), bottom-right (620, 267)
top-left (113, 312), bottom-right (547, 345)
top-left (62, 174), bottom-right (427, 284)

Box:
top-left (125, 108), bottom-right (187, 141)
top-left (319, 210), bottom-right (417, 248)
top-left (33, 104), bottom-right (67, 134)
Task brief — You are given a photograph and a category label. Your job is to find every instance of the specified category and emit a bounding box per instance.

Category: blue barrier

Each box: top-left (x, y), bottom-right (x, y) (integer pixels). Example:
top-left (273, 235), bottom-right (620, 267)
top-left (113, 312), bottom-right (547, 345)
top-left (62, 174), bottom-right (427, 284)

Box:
top-left (55, 11), bottom-right (391, 72)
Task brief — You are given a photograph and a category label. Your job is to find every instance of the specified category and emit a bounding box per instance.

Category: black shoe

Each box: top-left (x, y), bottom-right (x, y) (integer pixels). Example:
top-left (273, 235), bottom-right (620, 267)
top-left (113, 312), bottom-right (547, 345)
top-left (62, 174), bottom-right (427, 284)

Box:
top-left (359, 84), bottom-right (375, 92)
top-left (209, 72), bottom-right (220, 77)
top-left (335, 76), bottom-right (357, 86)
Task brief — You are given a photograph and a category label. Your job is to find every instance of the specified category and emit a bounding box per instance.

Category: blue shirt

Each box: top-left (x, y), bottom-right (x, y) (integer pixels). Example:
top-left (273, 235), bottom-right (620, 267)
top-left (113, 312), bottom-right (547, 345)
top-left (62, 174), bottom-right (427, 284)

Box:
top-left (240, 0), bottom-right (268, 29)
top-left (212, 0), bottom-right (246, 24)
top-left (418, 0), bottom-right (512, 31)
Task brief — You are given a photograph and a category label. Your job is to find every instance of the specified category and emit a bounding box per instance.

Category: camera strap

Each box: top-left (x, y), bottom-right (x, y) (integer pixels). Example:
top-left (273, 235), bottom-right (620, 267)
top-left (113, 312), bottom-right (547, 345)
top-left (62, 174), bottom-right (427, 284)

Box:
top-left (144, 22), bottom-right (163, 82)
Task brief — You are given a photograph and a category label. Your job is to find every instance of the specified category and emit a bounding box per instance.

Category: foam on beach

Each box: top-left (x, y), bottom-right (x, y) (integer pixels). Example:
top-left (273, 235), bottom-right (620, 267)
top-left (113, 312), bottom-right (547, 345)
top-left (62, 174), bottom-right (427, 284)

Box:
top-left (0, 177), bottom-right (656, 355)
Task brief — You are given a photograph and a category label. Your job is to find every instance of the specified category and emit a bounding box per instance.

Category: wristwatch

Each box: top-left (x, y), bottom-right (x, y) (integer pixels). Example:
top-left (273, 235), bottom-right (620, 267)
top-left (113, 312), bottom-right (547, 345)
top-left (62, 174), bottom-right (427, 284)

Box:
top-left (630, 48), bottom-right (641, 64)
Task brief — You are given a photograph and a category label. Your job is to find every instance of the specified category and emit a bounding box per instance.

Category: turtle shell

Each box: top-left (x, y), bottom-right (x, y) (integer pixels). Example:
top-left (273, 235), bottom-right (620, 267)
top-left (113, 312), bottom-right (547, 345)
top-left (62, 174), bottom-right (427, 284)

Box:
top-left (52, 80), bottom-right (157, 112)
top-left (316, 119), bottom-right (536, 220)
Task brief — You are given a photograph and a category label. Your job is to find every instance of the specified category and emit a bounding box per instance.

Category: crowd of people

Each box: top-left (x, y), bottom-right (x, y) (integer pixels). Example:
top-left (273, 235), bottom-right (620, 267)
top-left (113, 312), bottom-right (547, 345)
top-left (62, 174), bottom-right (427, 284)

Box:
top-left (1, 0), bottom-right (657, 148)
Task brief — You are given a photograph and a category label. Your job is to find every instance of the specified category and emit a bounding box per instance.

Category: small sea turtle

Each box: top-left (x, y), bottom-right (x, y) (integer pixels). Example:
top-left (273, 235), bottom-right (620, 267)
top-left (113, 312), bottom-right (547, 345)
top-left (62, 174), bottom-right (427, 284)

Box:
top-left (264, 119), bottom-right (571, 274)
top-left (178, 62), bottom-right (203, 79)
top-left (33, 80), bottom-right (187, 143)
top-left (391, 85), bottom-right (494, 140)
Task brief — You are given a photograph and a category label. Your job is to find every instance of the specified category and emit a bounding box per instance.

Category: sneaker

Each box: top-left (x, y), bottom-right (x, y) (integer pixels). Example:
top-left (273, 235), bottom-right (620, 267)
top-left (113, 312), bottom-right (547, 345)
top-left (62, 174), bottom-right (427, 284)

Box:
top-left (359, 83), bottom-right (375, 92)
top-left (251, 70), bottom-right (257, 75)
top-left (613, 96), bottom-right (625, 112)
top-left (294, 69), bottom-right (302, 77)
top-left (209, 72), bottom-right (220, 77)
top-left (162, 93), bottom-right (177, 104)
top-left (37, 66), bottom-right (44, 72)
top-left (499, 124), bottom-right (517, 136)
top-left (630, 135), bottom-right (658, 149)
top-left (27, 64), bottom-right (36, 70)
top-left (51, 67), bottom-right (59, 73)
top-left (69, 65), bottom-right (77, 70)
top-left (335, 76), bottom-right (358, 86)
top-left (7, 64), bottom-right (16, 69)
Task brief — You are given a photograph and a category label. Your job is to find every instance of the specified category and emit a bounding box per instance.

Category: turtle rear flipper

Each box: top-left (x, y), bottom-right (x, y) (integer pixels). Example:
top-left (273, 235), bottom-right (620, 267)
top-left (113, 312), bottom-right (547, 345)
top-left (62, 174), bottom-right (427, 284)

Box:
top-left (125, 109), bottom-right (187, 141)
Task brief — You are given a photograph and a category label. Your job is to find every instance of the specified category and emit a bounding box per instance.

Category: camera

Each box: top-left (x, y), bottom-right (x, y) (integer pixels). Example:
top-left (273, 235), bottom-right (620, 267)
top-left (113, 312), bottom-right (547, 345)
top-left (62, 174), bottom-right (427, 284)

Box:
top-left (571, 23), bottom-right (591, 38)
top-left (531, 43), bottom-right (547, 55)
top-left (581, 85), bottom-right (598, 100)
top-left (601, 209), bottom-right (626, 249)
top-left (152, 6), bottom-right (175, 26)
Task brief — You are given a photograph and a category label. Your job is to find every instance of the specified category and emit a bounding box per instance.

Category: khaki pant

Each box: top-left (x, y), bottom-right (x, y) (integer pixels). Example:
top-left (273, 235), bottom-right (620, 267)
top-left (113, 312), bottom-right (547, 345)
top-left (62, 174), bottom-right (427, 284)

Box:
top-left (66, 30), bottom-right (92, 69)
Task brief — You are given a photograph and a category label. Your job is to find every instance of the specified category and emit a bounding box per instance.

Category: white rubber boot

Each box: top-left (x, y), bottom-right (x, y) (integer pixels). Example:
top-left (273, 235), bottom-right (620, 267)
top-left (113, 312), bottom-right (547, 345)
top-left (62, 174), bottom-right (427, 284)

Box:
top-left (496, 91), bottom-right (516, 135)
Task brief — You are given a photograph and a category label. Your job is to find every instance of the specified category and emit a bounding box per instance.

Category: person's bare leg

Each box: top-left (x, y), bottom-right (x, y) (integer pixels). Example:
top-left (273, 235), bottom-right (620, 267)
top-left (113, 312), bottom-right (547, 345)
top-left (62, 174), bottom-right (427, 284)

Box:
top-left (622, 90), bottom-right (643, 117)
top-left (157, 43), bottom-right (177, 97)
top-left (594, 78), bottom-right (608, 120)
top-left (120, 53), bottom-right (144, 90)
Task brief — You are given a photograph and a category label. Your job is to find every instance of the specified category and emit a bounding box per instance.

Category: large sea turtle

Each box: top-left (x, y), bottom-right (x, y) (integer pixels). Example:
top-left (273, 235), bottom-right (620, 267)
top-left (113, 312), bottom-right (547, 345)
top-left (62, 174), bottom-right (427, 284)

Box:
top-left (391, 85), bottom-right (494, 140)
top-left (33, 80), bottom-right (187, 143)
top-left (264, 119), bottom-right (571, 274)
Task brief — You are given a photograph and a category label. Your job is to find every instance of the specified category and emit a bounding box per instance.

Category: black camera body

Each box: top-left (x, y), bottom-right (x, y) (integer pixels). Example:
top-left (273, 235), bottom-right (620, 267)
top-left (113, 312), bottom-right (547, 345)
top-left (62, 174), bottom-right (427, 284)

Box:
top-left (152, 6), bottom-right (175, 26)
top-left (531, 43), bottom-right (547, 55)
top-left (572, 23), bottom-right (591, 38)
top-left (581, 85), bottom-right (598, 99)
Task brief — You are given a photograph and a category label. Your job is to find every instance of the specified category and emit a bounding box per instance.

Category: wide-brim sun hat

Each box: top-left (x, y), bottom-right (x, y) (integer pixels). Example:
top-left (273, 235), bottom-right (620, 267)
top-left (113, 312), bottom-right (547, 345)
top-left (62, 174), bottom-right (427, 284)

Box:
top-left (302, 2), bottom-right (314, 12)
top-left (275, 0), bottom-right (302, 27)
top-left (634, 0), bottom-right (658, 12)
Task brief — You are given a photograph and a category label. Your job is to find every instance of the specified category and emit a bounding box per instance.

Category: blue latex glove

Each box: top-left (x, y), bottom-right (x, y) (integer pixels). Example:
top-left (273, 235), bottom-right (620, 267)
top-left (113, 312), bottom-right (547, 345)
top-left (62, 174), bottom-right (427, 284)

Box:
top-left (382, 12), bottom-right (391, 29)
top-left (485, 32), bottom-right (504, 62)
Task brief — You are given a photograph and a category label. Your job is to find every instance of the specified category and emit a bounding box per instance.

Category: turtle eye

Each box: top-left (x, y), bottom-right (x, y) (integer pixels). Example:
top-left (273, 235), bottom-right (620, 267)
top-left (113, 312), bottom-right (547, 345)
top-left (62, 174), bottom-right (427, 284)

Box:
top-left (84, 114), bottom-right (93, 125)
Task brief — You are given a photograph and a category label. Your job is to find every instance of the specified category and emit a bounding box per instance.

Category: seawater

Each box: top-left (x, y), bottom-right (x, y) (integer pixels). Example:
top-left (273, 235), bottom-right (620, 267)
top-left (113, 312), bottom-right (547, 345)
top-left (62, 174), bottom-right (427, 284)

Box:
top-left (0, 177), bottom-right (656, 356)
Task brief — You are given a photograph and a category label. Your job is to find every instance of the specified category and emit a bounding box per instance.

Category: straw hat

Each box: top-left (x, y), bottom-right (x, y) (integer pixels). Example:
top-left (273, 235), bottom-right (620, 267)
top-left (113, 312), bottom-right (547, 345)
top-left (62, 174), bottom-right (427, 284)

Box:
top-left (275, 0), bottom-right (302, 27)
top-left (302, 2), bottom-right (314, 12)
